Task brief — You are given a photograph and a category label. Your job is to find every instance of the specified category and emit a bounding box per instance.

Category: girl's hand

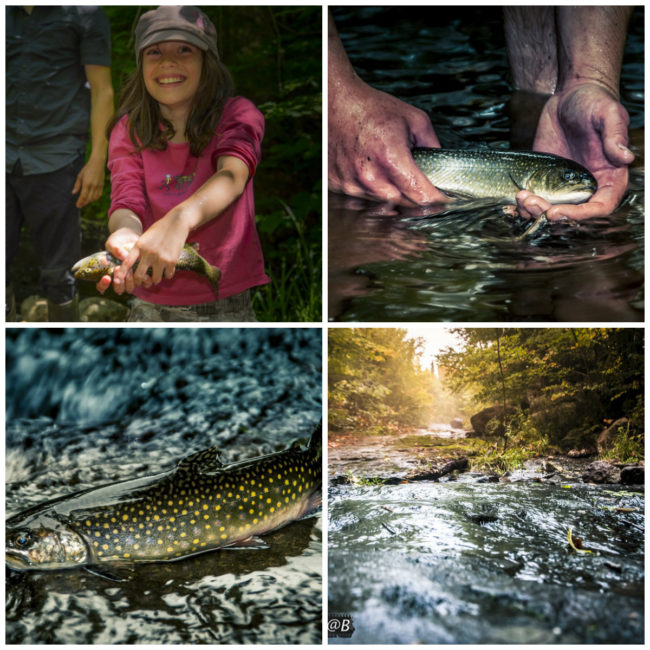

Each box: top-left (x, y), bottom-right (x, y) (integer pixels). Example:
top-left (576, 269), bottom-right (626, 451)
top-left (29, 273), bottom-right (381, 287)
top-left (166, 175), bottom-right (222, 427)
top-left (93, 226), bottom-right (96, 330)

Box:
top-left (96, 227), bottom-right (140, 295)
top-left (120, 208), bottom-right (196, 291)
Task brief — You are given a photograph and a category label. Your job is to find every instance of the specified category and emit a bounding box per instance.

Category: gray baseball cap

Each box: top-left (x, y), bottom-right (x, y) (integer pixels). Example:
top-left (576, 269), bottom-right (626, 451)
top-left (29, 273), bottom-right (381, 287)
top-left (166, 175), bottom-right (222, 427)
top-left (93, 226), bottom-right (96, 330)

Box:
top-left (135, 6), bottom-right (219, 59)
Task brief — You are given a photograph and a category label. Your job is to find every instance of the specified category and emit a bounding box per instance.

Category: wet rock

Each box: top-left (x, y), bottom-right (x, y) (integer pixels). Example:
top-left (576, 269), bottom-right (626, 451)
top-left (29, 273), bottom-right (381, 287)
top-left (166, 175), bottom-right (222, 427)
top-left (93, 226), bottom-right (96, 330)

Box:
top-left (450, 418), bottom-right (464, 429)
top-left (469, 405), bottom-right (516, 436)
top-left (581, 461), bottom-right (621, 484)
top-left (80, 297), bottom-right (128, 322)
top-left (330, 475), bottom-right (353, 486)
top-left (597, 418), bottom-right (628, 454)
top-left (476, 473), bottom-right (499, 483)
top-left (405, 457), bottom-right (468, 482)
top-left (620, 464), bottom-right (644, 485)
top-left (20, 295), bottom-right (48, 322)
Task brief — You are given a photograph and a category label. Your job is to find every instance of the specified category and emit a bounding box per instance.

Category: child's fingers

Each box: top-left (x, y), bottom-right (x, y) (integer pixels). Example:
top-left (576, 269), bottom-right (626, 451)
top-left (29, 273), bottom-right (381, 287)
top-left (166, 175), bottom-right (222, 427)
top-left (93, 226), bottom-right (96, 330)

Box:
top-left (95, 275), bottom-right (112, 295)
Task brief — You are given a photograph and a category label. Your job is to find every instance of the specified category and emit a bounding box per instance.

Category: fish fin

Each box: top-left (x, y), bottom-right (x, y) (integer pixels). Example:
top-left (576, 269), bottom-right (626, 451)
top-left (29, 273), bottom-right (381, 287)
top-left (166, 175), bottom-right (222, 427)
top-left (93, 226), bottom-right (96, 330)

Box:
top-left (508, 172), bottom-right (524, 191)
top-left (84, 562), bottom-right (134, 582)
top-left (177, 446), bottom-right (224, 473)
top-left (186, 242), bottom-right (200, 252)
top-left (297, 490), bottom-right (322, 519)
top-left (223, 536), bottom-right (269, 550)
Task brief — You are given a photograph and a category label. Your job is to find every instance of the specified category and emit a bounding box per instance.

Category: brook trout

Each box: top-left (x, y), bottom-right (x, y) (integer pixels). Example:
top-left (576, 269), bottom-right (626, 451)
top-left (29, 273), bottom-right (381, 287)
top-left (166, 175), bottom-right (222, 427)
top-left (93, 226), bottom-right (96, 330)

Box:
top-left (6, 422), bottom-right (321, 579)
top-left (412, 148), bottom-right (597, 204)
top-left (71, 242), bottom-right (221, 297)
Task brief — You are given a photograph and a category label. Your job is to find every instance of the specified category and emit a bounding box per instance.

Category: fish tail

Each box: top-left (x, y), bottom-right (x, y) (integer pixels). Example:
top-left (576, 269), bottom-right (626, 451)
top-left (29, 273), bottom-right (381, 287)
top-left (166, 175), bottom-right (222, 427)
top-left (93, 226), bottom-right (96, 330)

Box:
top-left (204, 262), bottom-right (222, 297)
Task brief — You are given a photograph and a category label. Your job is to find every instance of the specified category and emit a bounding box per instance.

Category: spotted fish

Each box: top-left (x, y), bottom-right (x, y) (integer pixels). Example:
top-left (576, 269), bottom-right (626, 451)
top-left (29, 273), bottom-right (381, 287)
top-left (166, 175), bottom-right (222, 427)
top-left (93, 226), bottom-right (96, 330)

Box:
top-left (71, 242), bottom-right (221, 297)
top-left (5, 422), bottom-right (322, 580)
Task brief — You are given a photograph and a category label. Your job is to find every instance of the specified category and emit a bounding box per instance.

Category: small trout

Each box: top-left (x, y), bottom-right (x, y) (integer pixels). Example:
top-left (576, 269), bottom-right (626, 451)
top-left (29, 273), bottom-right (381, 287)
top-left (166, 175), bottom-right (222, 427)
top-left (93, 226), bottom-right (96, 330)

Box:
top-left (6, 422), bottom-right (322, 580)
top-left (413, 148), bottom-right (597, 204)
top-left (71, 242), bottom-right (221, 297)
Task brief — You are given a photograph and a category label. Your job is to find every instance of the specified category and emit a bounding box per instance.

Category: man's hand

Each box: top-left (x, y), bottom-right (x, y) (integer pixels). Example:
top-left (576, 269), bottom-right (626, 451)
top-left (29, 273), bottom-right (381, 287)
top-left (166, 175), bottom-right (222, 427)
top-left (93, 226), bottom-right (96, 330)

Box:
top-left (517, 83), bottom-right (633, 221)
top-left (72, 156), bottom-right (106, 208)
top-left (329, 80), bottom-right (449, 205)
top-left (328, 10), bottom-right (447, 206)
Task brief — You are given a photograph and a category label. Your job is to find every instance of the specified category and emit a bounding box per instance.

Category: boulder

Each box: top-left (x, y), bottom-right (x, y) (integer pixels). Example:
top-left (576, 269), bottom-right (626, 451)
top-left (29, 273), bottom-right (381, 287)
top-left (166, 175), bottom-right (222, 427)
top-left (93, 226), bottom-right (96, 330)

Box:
top-left (620, 464), bottom-right (644, 485)
top-left (597, 417), bottom-right (628, 454)
top-left (470, 405), bottom-right (516, 436)
top-left (581, 460), bottom-right (621, 484)
top-left (450, 418), bottom-right (464, 429)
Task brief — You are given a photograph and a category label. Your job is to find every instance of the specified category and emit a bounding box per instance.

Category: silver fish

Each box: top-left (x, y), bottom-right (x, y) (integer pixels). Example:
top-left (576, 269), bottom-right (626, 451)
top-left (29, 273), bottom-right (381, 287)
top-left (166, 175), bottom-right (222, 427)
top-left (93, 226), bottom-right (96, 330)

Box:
top-left (413, 148), bottom-right (597, 204)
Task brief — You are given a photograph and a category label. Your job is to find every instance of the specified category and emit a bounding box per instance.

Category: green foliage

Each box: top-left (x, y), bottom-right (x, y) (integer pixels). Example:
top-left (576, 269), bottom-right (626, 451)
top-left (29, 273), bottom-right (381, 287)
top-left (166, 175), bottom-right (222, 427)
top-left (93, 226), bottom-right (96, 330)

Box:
top-left (328, 328), bottom-right (436, 432)
top-left (471, 446), bottom-right (530, 473)
top-left (601, 424), bottom-right (644, 464)
top-left (85, 7), bottom-right (321, 322)
top-left (438, 328), bottom-right (644, 456)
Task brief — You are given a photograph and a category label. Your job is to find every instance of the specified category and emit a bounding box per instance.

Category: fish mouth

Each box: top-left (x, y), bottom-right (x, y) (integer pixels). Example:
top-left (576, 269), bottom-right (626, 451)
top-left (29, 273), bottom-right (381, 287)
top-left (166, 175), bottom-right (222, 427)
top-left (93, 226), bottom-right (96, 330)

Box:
top-left (5, 550), bottom-right (31, 570)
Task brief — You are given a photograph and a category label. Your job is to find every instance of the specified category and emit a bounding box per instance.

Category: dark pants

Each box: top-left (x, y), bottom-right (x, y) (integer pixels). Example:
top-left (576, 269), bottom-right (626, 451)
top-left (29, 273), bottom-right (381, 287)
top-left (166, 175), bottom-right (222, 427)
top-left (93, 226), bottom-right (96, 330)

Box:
top-left (6, 157), bottom-right (83, 304)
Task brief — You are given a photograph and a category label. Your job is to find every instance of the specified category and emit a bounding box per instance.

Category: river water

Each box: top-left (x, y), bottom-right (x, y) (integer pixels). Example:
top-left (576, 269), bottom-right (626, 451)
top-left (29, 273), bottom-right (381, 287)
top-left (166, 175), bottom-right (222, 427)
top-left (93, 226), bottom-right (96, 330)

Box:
top-left (5, 328), bottom-right (322, 644)
top-left (329, 7), bottom-right (644, 322)
top-left (328, 480), bottom-right (644, 644)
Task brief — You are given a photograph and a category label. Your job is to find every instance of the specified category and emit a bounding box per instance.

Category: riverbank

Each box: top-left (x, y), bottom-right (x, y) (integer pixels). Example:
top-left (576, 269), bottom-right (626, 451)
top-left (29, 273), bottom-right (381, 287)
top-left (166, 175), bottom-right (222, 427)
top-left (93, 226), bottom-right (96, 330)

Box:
top-left (328, 427), bottom-right (644, 486)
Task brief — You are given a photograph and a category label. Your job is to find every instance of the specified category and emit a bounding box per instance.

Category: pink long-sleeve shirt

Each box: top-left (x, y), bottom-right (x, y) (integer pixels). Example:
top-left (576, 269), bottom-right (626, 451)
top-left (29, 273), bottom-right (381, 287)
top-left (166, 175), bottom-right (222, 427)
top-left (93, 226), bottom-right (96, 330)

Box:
top-left (108, 96), bottom-right (270, 305)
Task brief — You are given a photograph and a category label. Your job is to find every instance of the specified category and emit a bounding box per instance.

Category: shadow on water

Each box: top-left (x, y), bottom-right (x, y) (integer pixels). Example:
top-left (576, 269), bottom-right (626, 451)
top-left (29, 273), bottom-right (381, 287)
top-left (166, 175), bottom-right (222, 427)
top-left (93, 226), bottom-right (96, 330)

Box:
top-left (5, 328), bottom-right (323, 644)
top-left (328, 482), bottom-right (644, 644)
top-left (328, 7), bottom-right (644, 322)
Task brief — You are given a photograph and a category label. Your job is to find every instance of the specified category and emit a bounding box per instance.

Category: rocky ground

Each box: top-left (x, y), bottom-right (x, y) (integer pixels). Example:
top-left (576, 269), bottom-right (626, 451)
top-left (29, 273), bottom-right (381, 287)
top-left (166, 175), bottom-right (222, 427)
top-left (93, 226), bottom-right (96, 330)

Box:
top-left (328, 426), bottom-right (644, 486)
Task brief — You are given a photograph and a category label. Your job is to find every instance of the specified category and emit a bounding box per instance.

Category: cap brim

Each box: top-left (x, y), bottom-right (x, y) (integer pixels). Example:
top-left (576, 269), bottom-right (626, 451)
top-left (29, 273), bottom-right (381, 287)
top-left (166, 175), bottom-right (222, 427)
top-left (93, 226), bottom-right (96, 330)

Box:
top-left (139, 29), bottom-right (208, 52)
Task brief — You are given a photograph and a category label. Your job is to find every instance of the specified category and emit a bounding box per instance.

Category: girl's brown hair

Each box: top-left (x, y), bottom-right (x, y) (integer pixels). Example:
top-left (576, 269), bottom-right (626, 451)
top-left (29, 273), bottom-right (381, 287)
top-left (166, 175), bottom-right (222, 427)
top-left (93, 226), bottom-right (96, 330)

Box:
top-left (108, 50), bottom-right (234, 158)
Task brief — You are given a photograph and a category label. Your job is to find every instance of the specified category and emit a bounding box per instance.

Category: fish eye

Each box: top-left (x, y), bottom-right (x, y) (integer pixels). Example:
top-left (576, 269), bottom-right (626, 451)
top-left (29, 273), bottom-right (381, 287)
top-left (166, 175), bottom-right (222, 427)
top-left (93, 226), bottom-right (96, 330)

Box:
top-left (563, 170), bottom-right (576, 182)
top-left (14, 531), bottom-right (31, 547)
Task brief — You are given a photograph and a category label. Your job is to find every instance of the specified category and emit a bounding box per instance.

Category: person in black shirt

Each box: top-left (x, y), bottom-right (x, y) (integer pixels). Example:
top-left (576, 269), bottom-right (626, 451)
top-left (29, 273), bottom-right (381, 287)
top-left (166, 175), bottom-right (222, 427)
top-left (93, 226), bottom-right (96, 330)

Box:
top-left (6, 6), bottom-right (114, 321)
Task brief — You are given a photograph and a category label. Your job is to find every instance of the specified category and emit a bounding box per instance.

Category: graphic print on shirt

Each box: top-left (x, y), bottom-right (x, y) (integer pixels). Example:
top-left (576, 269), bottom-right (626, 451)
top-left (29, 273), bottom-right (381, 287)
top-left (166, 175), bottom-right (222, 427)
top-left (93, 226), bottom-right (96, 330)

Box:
top-left (159, 171), bottom-right (197, 194)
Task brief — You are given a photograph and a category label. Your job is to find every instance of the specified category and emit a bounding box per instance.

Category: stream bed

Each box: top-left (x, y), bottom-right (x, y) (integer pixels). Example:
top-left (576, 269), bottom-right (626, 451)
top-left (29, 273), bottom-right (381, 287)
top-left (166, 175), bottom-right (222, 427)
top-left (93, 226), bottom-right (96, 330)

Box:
top-left (328, 480), bottom-right (644, 644)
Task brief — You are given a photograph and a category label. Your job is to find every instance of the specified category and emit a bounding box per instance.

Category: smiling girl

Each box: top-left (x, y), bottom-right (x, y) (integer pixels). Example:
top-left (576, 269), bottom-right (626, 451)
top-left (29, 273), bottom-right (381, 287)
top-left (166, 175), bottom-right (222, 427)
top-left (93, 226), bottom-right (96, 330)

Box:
top-left (100, 6), bottom-right (268, 321)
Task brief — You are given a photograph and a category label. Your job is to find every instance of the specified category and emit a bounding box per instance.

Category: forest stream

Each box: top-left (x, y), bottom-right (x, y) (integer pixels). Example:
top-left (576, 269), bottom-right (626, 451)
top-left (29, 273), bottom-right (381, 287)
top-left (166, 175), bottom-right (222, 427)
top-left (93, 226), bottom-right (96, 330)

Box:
top-left (328, 426), bottom-right (644, 644)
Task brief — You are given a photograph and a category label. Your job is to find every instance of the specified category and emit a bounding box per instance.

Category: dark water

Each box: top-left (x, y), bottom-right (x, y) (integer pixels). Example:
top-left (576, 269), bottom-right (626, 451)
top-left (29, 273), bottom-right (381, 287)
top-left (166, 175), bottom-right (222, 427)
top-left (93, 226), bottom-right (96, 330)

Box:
top-left (6, 328), bottom-right (322, 644)
top-left (329, 7), bottom-right (644, 322)
top-left (328, 481), bottom-right (644, 644)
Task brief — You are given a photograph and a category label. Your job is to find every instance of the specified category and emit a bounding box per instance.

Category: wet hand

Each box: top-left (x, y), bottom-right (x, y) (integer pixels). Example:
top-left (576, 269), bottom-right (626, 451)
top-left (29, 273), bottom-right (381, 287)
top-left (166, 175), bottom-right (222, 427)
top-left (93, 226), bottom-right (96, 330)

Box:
top-left (518, 83), bottom-right (633, 220)
top-left (328, 77), bottom-right (448, 206)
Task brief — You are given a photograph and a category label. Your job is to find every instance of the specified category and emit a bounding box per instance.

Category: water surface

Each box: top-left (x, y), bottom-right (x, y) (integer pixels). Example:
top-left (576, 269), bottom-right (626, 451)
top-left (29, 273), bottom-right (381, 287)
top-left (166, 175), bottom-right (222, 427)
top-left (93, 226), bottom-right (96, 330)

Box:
top-left (328, 481), bottom-right (644, 644)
